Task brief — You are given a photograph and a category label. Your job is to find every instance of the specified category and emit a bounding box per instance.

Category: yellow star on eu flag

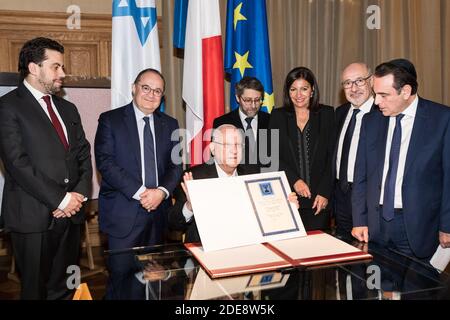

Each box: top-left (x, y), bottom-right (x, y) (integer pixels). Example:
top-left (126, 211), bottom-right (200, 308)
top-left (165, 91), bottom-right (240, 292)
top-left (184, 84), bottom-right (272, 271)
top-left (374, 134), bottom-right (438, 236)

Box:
top-left (262, 92), bottom-right (275, 113)
top-left (234, 2), bottom-right (247, 30)
top-left (233, 51), bottom-right (253, 77)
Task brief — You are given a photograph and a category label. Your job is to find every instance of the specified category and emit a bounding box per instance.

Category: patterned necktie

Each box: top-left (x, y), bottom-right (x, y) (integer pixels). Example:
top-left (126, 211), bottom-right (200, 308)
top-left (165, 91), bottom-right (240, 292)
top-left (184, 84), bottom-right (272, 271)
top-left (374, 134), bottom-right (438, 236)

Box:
top-left (42, 95), bottom-right (69, 150)
top-left (245, 117), bottom-right (254, 135)
top-left (143, 117), bottom-right (157, 188)
top-left (383, 114), bottom-right (405, 221)
top-left (339, 109), bottom-right (360, 191)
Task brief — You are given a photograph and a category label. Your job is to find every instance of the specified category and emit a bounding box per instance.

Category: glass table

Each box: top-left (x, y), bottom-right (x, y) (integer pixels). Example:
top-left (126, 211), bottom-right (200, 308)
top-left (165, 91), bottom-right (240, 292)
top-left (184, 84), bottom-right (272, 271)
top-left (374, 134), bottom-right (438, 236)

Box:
top-left (104, 236), bottom-right (450, 300)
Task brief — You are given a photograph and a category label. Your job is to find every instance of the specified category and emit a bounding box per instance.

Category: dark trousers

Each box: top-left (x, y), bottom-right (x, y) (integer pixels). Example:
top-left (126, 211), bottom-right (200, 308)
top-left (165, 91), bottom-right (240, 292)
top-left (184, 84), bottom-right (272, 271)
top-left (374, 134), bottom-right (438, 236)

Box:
top-left (10, 218), bottom-right (81, 300)
top-left (105, 207), bottom-right (160, 300)
top-left (333, 182), bottom-right (353, 237)
top-left (378, 209), bottom-right (415, 258)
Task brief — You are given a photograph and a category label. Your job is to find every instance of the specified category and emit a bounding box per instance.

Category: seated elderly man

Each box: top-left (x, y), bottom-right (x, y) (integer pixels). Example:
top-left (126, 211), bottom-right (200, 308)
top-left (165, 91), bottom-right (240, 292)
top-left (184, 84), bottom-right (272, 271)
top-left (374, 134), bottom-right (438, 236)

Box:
top-left (168, 124), bottom-right (298, 243)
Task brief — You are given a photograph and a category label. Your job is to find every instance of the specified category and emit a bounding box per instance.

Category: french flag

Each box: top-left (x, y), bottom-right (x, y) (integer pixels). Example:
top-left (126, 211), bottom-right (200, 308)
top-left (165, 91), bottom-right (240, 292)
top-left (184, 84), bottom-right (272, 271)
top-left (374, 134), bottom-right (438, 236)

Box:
top-left (182, 0), bottom-right (225, 166)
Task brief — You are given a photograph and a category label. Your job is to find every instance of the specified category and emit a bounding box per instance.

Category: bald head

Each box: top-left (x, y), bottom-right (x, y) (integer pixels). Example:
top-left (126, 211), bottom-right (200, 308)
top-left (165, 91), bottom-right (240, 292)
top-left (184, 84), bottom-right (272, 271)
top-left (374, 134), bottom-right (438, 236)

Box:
top-left (210, 125), bottom-right (243, 174)
top-left (342, 63), bottom-right (370, 78)
top-left (341, 62), bottom-right (373, 107)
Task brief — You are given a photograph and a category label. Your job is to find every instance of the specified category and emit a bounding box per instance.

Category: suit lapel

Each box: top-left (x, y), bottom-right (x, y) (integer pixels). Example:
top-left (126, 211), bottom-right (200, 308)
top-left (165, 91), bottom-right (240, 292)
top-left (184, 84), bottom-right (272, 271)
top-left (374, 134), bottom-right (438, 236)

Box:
top-left (336, 103), bottom-right (351, 140)
top-left (256, 111), bottom-right (269, 147)
top-left (123, 104), bottom-right (142, 171)
top-left (18, 85), bottom-right (68, 152)
top-left (376, 113), bottom-right (390, 185)
top-left (205, 163), bottom-right (219, 178)
top-left (153, 111), bottom-right (165, 178)
top-left (404, 99), bottom-right (427, 175)
top-left (286, 111), bottom-right (300, 173)
top-left (231, 109), bottom-right (244, 130)
top-left (309, 110), bottom-right (320, 164)
top-left (332, 104), bottom-right (351, 179)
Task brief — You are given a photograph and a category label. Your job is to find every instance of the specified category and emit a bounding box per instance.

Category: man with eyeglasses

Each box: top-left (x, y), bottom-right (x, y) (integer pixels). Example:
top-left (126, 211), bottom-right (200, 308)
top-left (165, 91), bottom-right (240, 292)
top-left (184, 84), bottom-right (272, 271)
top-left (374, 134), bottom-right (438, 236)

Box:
top-left (168, 124), bottom-right (299, 243)
top-left (333, 62), bottom-right (377, 238)
top-left (168, 124), bottom-right (259, 242)
top-left (94, 68), bottom-right (182, 299)
top-left (213, 76), bottom-right (270, 166)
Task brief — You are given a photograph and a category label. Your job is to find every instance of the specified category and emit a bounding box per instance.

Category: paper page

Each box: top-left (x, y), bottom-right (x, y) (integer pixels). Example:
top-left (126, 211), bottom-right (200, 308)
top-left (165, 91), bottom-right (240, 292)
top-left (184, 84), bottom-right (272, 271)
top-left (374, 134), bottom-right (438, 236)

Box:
top-left (186, 171), bottom-right (306, 252)
top-left (188, 243), bottom-right (290, 277)
top-left (270, 233), bottom-right (362, 261)
top-left (430, 245), bottom-right (450, 273)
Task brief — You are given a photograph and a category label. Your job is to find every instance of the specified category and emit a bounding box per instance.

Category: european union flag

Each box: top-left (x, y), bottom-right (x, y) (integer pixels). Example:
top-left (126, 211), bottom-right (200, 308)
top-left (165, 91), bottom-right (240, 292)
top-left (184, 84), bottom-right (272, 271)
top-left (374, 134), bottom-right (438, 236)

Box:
top-left (173, 0), bottom-right (189, 49)
top-left (225, 0), bottom-right (274, 113)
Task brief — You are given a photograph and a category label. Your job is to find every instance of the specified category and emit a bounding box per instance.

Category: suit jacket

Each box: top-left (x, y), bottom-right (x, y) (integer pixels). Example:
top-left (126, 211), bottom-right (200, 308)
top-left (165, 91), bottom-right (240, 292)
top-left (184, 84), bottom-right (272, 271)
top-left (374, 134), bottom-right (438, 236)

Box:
top-left (352, 98), bottom-right (450, 258)
top-left (213, 109), bottom-right (270, 166)
top-left (0, 83), bottom-right (92, 233)
top-left (168, 162), bottom-right (260, 243)
top-left (269, 105), bottom-right (336, 208)
top-left (95, 103), bottom-right (182, 239)
top-left (332, 102), bottom-right (378, 184)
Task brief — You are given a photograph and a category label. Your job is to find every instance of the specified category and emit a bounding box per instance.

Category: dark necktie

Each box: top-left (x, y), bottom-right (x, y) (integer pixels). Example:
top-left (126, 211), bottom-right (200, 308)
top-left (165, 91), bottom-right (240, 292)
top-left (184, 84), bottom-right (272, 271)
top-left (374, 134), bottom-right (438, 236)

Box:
top-left (339, 109), bottom-right (360, 192)
top-left (245, 117), bottom-right (255, 136)
top-left (383, 114), bottom-right (405, 221)
top-left (42, 95), bottom-right (69, 151)
top-left (143, 117), bottom-right (157, 188)
top-left (244, 117), bottom-right (256, 164)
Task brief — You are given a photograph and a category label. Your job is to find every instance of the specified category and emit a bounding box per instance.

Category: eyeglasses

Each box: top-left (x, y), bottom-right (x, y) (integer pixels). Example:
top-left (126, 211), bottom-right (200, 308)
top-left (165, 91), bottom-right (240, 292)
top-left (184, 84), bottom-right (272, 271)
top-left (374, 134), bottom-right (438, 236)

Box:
top-left (213, 141), bottom-right (245, 148)
top-left (138, 84), bottom-right (164, 97)
top-left (341, 75), bottom-right (372, 89)
top-left (240, 97), bottom-right (263, 106)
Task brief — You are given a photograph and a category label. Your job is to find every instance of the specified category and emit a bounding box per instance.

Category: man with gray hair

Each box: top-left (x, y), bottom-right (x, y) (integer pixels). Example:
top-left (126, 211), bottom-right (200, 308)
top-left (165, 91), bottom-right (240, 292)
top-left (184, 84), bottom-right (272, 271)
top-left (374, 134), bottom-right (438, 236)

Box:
top-left (168, 124), bottom-right (260, 242)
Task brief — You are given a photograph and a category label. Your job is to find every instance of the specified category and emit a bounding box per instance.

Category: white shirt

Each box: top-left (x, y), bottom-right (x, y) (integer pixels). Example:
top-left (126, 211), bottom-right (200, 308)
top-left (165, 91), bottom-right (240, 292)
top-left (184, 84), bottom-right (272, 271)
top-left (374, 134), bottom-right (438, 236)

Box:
top-left (379, 96), bottom-right (418, 208)
top-left (336, 97), bottom-right (374, 182)
top-left (182, 161), bottom-right (238, 222)
top-left (23, 80), bottom-right (71, 211)
top-left (132, 104), bottom-right (169, 201)
top-left (239, 109), bottom-right (258, 138)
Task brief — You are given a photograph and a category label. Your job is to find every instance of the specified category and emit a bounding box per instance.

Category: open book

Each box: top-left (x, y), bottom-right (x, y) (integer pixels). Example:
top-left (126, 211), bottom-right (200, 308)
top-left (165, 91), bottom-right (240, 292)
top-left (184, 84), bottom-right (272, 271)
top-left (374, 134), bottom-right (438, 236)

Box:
top-left (186, 231), bottom-right (372, 278)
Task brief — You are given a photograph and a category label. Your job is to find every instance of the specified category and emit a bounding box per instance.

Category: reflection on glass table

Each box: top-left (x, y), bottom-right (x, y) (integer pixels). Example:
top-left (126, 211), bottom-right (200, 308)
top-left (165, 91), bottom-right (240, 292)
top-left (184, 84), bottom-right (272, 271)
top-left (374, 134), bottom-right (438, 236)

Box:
top-left (105, 238), bottom-right (450, 300)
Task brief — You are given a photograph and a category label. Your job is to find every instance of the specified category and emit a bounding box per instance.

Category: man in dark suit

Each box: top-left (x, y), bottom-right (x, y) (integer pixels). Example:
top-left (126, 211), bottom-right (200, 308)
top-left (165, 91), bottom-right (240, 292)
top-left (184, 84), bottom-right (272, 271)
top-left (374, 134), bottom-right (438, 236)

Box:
top-left (333, 62), bottom-right (377, 237)
top-left (168, 124), bottom-right (260, 243)
top-left (213, 76), bottom-right (270, 166)
top-left (0, 37), bottom-right (92, 299)
top-left (94, 68), bottom-right (182, 298)
top-left (352, 59), bottom-right (450, 261)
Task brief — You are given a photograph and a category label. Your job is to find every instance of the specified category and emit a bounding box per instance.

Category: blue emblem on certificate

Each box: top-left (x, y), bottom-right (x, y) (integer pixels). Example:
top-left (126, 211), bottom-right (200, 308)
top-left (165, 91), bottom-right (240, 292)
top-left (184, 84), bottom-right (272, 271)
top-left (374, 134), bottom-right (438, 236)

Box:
top-left (260, 274), bottom-right (274, 284)
top-left (259, 182), bottom-right (273, 196)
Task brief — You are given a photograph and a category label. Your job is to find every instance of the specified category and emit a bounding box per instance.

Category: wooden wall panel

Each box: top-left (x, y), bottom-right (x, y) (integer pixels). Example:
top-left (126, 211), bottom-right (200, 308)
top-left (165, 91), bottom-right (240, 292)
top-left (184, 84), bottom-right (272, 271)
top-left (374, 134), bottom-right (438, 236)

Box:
top-left (0, 10), bottom-right (112, 78)
top-left (0, 10), bottom-right (164, 79)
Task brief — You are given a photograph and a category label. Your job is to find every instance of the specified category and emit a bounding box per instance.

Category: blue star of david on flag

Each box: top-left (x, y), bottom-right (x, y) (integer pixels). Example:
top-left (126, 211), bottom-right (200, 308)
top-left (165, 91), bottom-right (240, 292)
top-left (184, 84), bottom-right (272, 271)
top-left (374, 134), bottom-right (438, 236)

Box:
top-left (113, 0), bottom-right (157, 46)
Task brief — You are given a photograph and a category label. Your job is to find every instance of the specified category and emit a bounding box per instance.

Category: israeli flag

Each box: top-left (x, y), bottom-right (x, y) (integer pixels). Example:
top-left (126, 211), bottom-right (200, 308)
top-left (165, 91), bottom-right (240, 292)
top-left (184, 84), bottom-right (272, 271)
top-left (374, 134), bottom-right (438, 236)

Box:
top-left (111, 0), bottom-right (161, 109)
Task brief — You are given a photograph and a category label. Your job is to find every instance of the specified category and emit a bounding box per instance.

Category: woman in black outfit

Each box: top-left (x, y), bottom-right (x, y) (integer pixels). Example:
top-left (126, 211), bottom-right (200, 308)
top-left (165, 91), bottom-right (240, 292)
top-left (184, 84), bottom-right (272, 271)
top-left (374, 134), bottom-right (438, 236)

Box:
top-left (269, 67), bottom-right (335, 231)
